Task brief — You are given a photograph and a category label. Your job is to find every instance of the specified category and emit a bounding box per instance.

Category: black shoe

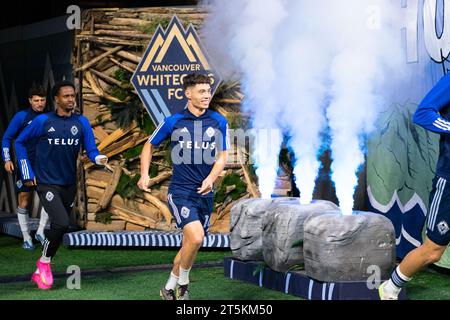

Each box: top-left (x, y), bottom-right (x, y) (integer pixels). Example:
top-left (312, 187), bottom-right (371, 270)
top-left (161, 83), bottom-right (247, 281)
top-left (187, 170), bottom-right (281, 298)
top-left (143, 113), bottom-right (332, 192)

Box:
top-left (176, 284), bottom-right (190, 300)
top-left (160, 286), bottom-right (176, 300)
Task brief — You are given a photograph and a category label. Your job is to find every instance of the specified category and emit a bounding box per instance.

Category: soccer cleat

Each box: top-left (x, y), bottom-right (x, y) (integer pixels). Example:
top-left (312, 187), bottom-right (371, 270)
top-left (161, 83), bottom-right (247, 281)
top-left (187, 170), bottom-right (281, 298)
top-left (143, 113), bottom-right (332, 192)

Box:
top-left (160, 286), bottom-right (176, 300)
top-left (22, 240), bottom-right (35, 251)
top-left (378, 281), bottom-right (398, 300)
top-left (176, 284), bottom-right (190, 300)
top-left (35, 233), bottom-right (46, 245)
top-left (36, 259), bottom-right (53, 287)
top-left (31, 271), bottom-right (51, 290)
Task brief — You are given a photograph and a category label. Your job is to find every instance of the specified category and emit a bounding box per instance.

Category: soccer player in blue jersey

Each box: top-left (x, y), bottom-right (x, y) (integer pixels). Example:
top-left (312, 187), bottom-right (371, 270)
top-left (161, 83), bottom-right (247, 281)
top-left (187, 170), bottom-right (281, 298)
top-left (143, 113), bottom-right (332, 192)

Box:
top-left (379, 73), bottom-right (450, 300)
top-left (2, 85), bottom-right (49, 250)
top-left (138, 73), bottom-right (229, 300)
top-left (15, 81), bottom-right (108, 289)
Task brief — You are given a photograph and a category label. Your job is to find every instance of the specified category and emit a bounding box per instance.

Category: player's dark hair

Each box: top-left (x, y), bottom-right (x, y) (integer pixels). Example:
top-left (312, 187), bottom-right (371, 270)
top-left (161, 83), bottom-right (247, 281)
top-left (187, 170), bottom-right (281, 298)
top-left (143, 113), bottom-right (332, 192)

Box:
top-left (52, 81), bottom-right (76, 98)
top-left (183, 73), bottom-right (212, 90)
top-left (28, 85), bottom-right (46, 98)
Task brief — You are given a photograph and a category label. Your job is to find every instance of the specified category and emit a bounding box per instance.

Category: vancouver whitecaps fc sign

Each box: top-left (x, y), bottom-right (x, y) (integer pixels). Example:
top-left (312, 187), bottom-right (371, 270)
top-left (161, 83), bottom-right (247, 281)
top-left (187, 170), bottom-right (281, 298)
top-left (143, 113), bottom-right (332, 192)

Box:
top-left (131, 15), bottom-right (221, 126)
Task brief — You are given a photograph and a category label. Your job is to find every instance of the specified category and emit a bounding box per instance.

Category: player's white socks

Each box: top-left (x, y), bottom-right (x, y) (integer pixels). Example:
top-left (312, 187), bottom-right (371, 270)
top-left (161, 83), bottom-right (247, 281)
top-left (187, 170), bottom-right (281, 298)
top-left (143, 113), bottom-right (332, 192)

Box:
top-left (165, 272), bottom-right (179, 291)
top-left (17, 207), bottom-right (32, 243)
top-left (386, 266), bottom-right (412, 296)
top-left (40, 256), bottom-right (51, 264)
top-left (37, 209), bottom-right (49, 237)
top-left (178, 267), bottom-right (191, 286)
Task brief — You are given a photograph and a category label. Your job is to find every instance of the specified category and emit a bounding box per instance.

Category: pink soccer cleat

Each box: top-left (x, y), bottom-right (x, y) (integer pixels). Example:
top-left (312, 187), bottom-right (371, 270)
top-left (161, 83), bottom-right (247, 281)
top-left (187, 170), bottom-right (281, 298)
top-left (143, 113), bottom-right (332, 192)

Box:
top-left (35, 259), bottom-right (53, 288)
top-left (31, 271), bottom-right (51, 290)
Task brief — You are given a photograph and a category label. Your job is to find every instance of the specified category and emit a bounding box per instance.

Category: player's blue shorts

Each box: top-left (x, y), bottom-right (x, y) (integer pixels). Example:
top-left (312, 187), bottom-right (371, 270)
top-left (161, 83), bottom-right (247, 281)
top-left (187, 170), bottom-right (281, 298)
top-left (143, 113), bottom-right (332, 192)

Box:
top-left (167, 192), bottom-right (213, 234)
top-left (426, 176), bottom-right (450, 246)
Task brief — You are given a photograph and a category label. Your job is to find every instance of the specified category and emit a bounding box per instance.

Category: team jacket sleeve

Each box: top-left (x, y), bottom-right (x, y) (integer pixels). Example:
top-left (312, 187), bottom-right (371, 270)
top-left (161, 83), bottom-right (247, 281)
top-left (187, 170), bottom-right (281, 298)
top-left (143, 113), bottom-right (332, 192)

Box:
top-left (148, 120), bottom-right (172, 147)
top-left (14, 114), bottom-right (46, 181)
top-left (413, 73), bottom-right (450, 133)
top-left (2, 111), bottom-right (26, 162)
top-left (218, 118), bottom-right (230, 152)
top-left (80, 116), bottom-right (100, 163)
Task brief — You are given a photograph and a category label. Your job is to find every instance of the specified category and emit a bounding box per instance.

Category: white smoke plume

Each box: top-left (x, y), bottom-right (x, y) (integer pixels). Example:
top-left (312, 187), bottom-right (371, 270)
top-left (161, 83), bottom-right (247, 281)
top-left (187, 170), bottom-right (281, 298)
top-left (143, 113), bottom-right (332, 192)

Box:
top-left (202, 0), bottom-right (404, 209)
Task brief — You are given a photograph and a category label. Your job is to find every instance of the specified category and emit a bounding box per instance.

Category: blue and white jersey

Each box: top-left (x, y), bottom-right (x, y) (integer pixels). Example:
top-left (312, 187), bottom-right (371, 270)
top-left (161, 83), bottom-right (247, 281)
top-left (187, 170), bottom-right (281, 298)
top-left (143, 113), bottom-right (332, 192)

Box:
top-left (1, 108), bottom-right (42, 166)
top-left (414, 73), bottom-right (450, 179)
top-left (15, 112), bottom-right (99, 186)
top-left (149, 108), bottom-right (229, 198)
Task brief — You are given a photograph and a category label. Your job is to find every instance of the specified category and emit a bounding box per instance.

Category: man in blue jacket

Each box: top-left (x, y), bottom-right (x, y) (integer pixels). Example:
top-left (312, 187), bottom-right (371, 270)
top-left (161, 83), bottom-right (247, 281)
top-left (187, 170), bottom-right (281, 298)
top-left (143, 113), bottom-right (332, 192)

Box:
top-left (379, 73), bottom-right (450, 300)
top-left (138, 73), bottom-right (229, 300)
top-left (2, 85), bottom-right (49, 250)
top-left (15, 80), bottom-right (108, 289)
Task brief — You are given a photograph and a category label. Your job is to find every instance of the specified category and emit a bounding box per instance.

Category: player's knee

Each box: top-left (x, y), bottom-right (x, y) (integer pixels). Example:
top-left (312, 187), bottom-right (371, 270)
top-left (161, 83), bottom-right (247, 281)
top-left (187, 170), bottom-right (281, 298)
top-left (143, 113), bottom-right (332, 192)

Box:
top-left (428, 250), bottom-right (444, 264)
top-left (189, 234), bottom-right (204, 247)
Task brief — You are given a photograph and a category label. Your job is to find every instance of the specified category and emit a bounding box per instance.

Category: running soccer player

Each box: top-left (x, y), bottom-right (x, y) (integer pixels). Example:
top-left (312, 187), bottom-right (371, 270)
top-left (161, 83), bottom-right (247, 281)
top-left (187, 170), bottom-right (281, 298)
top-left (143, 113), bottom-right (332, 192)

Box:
top-left (138, 73), bottom-right (229, 300)
top-left (379, 73), bottom-right (450, 300)
top-left (15, 80), bottom-right (108, 289)
top-left (2, 85), bottom-right (49, 250)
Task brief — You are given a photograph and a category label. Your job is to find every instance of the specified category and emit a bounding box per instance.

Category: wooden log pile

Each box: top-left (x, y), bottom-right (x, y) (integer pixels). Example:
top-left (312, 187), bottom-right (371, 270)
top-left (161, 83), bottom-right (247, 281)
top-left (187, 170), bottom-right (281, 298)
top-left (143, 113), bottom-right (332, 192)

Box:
top-left (73, 6), bottom-right (277, 234)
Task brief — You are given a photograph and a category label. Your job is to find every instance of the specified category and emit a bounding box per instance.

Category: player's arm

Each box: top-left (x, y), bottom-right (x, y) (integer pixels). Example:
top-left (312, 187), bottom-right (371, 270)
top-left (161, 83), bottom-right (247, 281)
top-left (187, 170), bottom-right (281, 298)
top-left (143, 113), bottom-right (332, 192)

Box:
top-left (413, 73), bottom-right (450, 133)
top-left (14, 115), bottom-right (47, 186)
top-left (138, 120), bottom-right (171, 192)
top-left (2, 112), bottom-right (26, 173)
top-left (80, 116), bottom-right (108, 165)
top-left (198, 121), bottom-right (230, 195)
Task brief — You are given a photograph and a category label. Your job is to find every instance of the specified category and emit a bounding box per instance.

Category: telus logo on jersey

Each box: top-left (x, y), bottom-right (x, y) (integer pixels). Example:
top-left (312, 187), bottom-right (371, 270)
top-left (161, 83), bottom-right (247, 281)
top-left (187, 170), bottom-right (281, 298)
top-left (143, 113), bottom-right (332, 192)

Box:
top-left (170, 121), bottom-right (225, 165)
top-left (47, 138), bottom-right (80, 146)
top-left (178, 141), bottom-right (216, 150)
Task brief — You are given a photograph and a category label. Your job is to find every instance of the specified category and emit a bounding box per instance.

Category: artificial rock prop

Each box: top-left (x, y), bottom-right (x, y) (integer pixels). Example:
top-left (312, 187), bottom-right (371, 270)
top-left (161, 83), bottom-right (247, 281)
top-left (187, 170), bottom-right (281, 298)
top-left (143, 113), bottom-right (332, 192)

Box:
top-left (230, 198), bottom-right (273, 261)
top-left (303, 212), bottom-right (396, 282)
top-left (262, 199), bottom-right (339, 272)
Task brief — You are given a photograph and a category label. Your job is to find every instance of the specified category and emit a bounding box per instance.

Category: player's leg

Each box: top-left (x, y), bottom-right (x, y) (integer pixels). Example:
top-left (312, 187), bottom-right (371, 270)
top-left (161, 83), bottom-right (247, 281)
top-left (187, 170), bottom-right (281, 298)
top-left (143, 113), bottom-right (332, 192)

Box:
top-left (32, 185), bottom-right (70, 289)
top-left (35, 207), bottom-right (49, 245)
top-left (175, 197), bottom-right (212, 300)
top-left (380, 176), bottom-right (450, 300)
top-left (16, 190), bottom-right (34, 250)
top-left (161, 249), bottom-right (181, 299)
top-left (160, 194), bottom-right (203, 300)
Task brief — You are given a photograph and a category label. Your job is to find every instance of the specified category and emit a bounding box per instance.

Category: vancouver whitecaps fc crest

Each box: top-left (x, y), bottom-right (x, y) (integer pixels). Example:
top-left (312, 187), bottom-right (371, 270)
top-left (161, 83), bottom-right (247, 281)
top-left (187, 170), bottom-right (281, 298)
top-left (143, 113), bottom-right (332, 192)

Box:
top-left (71, 125), bottom-right (79, 136)
top-left (438, 221), bottom-right (449, 235)
top-left (181, 206), bottom-right (190, 218)
top-left (16, 180), bottom-right (23, 189)
top-left (205, 127), bottom-right (215, 138)
top-left (46, 191), bottom-right (54, 202)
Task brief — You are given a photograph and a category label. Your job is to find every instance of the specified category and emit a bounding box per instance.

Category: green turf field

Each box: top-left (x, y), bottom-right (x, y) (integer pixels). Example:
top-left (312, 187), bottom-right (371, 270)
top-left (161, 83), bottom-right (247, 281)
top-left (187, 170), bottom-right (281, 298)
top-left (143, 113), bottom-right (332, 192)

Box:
top-left (0, 235), bottom-right (449, 300)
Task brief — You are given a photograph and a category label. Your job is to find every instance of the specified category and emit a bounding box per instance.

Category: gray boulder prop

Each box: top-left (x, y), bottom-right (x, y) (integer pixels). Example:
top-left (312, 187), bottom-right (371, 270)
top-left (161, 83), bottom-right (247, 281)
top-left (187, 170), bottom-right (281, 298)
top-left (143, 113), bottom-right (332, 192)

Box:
top-left (303, 212), bottom-right (396, 282)
top-left (262, 200), bottom-right (339, 272)
top-left (230, 198), bottom-right (274, 261)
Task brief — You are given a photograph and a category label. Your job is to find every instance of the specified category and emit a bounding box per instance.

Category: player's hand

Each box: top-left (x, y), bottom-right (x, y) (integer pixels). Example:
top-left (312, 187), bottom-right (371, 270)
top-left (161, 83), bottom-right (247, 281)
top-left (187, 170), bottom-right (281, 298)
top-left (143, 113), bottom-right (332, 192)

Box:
top-left (24, 178), bottom-right (36, 187)
top-left (95, 155), bottom-right (108, 166)
top-left (4, 161), bottom-right (14, 173)
top-left (137, 174), bottom-right (151, 192)
top-left (198, 177), bottom-right (214, 195)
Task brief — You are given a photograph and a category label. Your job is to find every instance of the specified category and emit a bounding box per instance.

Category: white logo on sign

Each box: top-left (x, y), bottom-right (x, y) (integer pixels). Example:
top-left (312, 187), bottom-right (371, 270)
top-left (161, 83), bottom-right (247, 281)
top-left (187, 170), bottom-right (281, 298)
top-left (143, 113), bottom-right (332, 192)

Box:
top-left (438, 221), bottom-right (449, 235)
top-left (71, 126), bottom-right (78, 136)
top-left (206, 127), bottom-right (215, 138)
top-left (181, 206), bottom-right (190, 218)
top-left (46, 191), bottom-right (54, 202)
top-left (48, 127), bottom-right (56, 132)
